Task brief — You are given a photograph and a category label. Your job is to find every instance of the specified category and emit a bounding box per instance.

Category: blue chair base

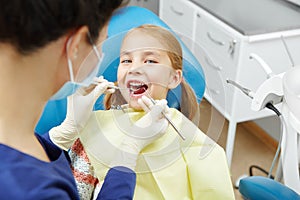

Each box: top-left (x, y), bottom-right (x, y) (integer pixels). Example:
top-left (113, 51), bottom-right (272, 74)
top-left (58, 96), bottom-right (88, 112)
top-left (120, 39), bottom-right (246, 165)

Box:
top-left (239, 176), bottom-right (300, 200)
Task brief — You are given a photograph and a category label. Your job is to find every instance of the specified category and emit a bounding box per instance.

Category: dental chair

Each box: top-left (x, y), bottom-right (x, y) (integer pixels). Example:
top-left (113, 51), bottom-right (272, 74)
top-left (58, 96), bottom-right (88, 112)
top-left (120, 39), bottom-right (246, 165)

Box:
top-left (35, 6), bottom-right (205, 134)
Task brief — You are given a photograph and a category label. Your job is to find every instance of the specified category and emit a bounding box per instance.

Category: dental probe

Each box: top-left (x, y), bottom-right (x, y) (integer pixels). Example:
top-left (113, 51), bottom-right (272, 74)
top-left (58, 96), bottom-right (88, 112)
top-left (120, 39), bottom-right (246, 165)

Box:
top-left (107, 85), bottom-right (120, 90)
top-left (146, 95), bottom-right (186, 140)
top-left (91, 82), bottom-right (120, 90)
top-left (226, 79), bottom-right (255, 99)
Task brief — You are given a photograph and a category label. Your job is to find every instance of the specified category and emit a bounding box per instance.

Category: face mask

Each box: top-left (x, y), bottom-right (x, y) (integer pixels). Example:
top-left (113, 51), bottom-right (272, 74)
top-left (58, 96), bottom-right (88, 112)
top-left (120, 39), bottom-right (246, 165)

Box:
top-left (50, 43), bottom-right (104, 100)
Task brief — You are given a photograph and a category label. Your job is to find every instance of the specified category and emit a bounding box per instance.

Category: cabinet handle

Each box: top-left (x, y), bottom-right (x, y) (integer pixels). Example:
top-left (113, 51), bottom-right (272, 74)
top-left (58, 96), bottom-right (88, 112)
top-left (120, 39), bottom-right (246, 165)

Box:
top-left (205, 56), bottom-right (223, 71)
top-left (207, 32), bottom-right (225, 46)
top-left (228, 40), bottom-right (237, 56)
top-left (170, 6), bottom-right (184, 16)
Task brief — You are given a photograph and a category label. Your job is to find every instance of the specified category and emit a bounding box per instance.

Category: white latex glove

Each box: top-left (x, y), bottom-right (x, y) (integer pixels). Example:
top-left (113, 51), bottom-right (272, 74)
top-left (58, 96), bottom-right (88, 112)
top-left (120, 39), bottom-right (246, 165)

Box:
top-left (50, 76), bottom-right (115, 151)
top-left (111, 96), bottom-right (170, 170)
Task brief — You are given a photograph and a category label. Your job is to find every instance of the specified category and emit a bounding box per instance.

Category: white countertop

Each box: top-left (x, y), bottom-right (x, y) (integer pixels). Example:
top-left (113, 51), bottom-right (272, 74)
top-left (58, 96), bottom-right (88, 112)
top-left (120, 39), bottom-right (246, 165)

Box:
top-left (190, 0), bottom-right (300, 35)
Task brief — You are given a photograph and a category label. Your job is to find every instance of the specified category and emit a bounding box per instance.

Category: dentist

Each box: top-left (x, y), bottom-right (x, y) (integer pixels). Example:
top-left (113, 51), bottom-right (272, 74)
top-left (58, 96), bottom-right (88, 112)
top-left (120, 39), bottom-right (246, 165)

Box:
top-left (0, 1), bottom-right (167, 199)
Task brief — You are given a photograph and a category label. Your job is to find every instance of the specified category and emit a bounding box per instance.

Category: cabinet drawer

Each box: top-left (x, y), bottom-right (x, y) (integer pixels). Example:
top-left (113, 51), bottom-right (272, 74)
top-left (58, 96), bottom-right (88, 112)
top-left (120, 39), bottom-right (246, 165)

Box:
top-left (193, 44), bottom-right (234, 115)
top-left (161, 0), bottom-right (195, 39)
top-left (203, 64), bottom-right (234, 116)
top-left (195, 12), bottom-right (239, 63)
top-left (203, 48), bottom-right (238, 82)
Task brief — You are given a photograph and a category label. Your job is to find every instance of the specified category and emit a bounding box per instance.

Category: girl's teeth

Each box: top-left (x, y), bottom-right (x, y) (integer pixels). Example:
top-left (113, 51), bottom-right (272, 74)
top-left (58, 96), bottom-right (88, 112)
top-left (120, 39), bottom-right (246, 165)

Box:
top-left (128, 82), bottom-right (148, 94)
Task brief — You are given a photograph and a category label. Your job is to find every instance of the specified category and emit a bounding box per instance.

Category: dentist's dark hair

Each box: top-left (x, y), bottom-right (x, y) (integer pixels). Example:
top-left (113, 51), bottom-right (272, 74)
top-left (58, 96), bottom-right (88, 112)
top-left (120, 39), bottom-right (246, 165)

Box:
top-left (0, 0), bottom-right (125, 54)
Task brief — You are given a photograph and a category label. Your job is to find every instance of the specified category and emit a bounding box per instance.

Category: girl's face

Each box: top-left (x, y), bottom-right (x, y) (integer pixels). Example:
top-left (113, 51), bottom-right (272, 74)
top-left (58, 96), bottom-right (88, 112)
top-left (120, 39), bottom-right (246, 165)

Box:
top-left (117, 30), bottom-right (181, 110)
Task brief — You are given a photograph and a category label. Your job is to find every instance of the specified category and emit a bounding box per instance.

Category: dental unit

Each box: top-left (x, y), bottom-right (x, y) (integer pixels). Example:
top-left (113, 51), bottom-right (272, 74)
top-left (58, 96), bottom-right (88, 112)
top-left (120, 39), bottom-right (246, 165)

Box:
top-left (227, 51), bottom-right (300, 194)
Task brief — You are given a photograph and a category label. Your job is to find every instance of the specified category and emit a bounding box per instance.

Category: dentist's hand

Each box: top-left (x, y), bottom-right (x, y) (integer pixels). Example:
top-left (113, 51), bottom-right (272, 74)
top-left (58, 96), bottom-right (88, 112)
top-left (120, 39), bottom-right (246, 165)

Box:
top-left (126, 96), bottom-right (170, 152)
top-left (111, 96), bottom-right (170, 170)
top-left (65, 76), bottom-right (115, 131)
top-left (50, 76), bottom-right (115, 151)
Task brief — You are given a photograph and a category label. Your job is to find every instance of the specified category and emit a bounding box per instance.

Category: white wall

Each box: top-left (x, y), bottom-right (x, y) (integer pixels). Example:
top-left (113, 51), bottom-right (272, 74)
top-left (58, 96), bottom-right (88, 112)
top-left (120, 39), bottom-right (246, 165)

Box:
top-left (127, 0), bottom-right (159, 14)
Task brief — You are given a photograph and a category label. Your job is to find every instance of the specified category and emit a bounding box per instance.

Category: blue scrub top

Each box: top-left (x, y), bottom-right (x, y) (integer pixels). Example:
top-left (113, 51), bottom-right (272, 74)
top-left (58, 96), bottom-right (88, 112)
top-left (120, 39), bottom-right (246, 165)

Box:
top-left (0, 133), bottom-right (136, 200)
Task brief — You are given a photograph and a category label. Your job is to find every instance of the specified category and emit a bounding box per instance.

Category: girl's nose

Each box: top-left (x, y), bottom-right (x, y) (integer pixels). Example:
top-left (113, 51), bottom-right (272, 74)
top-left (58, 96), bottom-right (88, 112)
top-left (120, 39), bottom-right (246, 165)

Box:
top-left (128, 63), bottom-right (143, 75)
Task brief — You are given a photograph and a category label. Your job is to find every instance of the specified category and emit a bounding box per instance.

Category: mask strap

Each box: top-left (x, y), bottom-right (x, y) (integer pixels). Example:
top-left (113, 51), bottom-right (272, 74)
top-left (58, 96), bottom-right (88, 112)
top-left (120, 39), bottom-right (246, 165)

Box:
top-left (66, 37), bottom-right (75, 82)
top-left (88, 32), bottom-right (102, 60)
top-left (92, 44), bottom-right (101, 60)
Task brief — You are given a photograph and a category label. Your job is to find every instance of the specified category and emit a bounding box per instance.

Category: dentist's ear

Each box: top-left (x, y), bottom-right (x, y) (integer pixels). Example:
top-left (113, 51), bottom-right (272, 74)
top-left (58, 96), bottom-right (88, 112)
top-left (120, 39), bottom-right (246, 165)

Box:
top-left (66, 26), bottom-right (89, 61)
top-left (168, 69), bottom-right (183, 89)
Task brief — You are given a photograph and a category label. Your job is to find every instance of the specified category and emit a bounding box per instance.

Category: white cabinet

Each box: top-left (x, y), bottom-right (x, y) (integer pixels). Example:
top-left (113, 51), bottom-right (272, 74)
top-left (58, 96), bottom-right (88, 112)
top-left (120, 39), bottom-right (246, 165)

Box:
top-left (160, 0), bottom-right (300, 167)
top-left (194, 7), bottom-right (294, 122)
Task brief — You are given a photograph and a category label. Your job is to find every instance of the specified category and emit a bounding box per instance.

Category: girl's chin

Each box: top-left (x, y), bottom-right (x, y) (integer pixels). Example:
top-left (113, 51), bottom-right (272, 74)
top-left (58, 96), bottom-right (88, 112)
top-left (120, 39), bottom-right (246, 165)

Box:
top-left (129, 100), bottom-right (143, 110)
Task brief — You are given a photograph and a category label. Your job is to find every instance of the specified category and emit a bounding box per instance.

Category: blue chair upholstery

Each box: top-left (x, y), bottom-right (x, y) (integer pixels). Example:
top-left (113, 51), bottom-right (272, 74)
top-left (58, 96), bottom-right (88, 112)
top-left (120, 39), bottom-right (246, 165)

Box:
top-left (239, 176), bottom-right (300, 200)
top-left (35, 99), bottom-right (67, 134)
top-left (35, 6), bottom-right (205, 134)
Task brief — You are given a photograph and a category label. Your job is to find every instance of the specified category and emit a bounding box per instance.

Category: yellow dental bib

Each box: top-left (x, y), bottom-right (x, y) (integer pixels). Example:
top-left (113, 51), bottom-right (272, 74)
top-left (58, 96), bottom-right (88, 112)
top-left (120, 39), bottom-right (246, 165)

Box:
top-left (79, 108), bottom-right (235, 200)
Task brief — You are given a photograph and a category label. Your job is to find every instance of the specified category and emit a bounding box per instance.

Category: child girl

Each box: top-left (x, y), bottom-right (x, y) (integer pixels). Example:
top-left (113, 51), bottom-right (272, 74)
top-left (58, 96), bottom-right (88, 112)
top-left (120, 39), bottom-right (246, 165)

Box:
top-left (51, 25), bottom-right (235, 199)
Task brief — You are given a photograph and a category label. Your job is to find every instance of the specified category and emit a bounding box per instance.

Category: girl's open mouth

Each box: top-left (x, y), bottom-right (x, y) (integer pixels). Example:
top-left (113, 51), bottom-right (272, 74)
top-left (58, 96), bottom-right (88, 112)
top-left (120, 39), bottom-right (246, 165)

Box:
top-left (127, 81), bottom-right (149, 96)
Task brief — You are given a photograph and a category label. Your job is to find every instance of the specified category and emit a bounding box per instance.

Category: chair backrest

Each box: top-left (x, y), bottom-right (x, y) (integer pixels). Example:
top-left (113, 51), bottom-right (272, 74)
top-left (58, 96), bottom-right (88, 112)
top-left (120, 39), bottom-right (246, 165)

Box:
top-left (35, 6), bottom-right (206, 134)
top-left (35, 99), bottom-right (67, 134)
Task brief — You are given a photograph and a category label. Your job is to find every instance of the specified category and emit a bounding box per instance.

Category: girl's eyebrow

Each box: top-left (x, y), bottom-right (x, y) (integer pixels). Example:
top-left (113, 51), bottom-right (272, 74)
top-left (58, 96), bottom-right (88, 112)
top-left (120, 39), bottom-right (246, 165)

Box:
top-left (120, 51), bottom-right (131, 56)
top-left (120, 49), bottom-right (162, 57)
top-left (143, 50), bottom-right (160, 57)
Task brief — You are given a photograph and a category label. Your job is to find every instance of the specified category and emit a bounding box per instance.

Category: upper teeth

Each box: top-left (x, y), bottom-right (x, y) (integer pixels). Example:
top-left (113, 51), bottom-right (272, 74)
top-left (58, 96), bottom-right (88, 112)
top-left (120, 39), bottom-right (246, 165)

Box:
top-left (129, 82), bottom-right (143, 87)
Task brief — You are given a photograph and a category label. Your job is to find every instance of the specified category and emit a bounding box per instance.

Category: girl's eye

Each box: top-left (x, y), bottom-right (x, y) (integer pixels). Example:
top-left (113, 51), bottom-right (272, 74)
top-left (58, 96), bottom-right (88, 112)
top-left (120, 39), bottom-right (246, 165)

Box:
top-left (120, 59), bottom-right (132, 64)
top-left (145, 59), bottom-right (158, 64)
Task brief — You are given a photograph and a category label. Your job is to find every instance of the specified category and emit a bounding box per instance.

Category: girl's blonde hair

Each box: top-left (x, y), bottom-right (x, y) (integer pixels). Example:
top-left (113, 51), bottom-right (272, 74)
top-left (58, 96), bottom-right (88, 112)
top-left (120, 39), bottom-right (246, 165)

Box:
top-left (104, 25), bottom-right (199, 123)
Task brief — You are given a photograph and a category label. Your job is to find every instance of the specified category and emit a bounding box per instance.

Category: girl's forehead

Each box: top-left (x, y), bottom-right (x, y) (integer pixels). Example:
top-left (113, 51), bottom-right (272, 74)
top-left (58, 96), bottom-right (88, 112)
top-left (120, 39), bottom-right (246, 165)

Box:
top-left (121, 31), bottom-right (168, 53)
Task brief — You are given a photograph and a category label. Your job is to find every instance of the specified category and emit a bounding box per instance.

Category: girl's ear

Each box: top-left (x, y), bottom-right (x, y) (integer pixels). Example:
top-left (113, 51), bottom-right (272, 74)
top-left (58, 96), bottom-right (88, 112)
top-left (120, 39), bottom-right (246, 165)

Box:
top-left (168, 69), bottom-right (183, 89)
